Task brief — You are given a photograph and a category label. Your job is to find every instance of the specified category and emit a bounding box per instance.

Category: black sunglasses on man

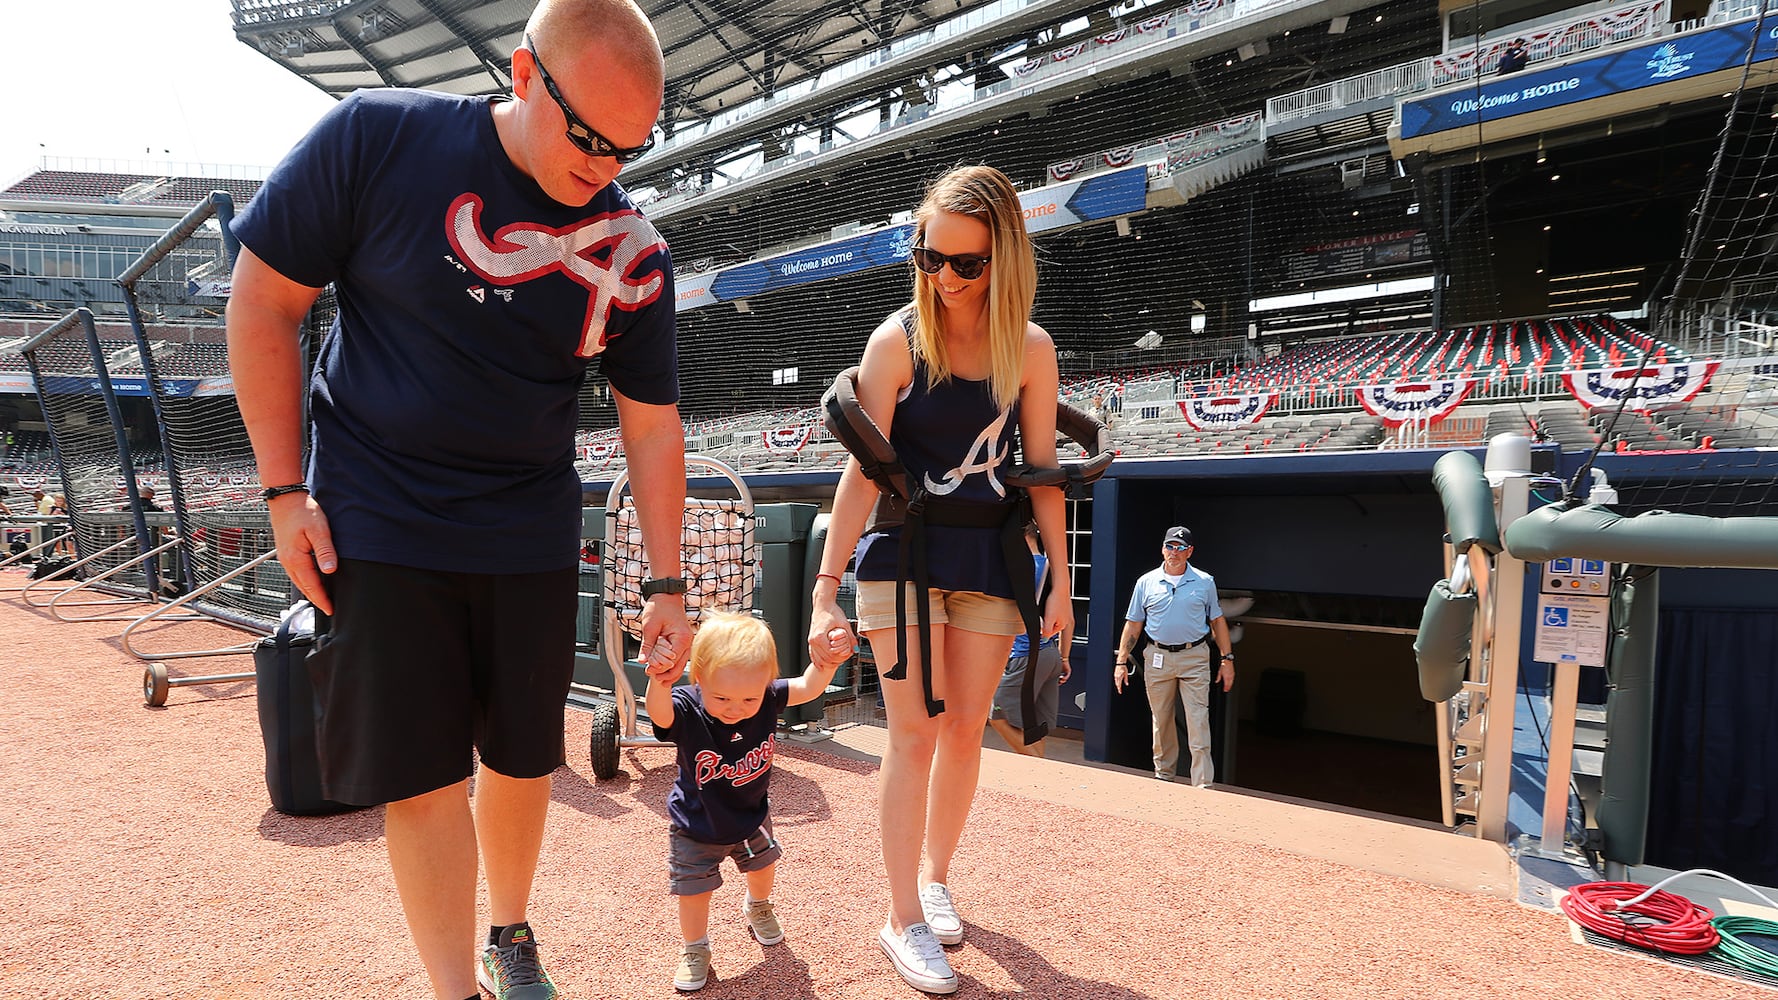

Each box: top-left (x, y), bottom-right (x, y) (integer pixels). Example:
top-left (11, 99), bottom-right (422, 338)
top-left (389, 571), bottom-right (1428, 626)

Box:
top-left (524, 32), bottom-right (657, 163)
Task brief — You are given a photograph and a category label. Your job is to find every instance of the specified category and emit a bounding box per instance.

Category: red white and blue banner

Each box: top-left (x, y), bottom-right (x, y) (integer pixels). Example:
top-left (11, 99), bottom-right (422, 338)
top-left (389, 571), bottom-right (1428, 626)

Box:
top-left (578, 440), bottom-right (621, 463)
top-left (763, 425), bottom-right (815, 452)
top-left (1357, 379), bottom-right (1476, 427)
top-left (1562, 361), bottom-right (1718, 411)
top-left (1178, 393), bottom-right (1273, 430)
top-left (1047, 157), bottom-right (1091, 182)
top-left (1051, 41), bottom-right (1089, 63)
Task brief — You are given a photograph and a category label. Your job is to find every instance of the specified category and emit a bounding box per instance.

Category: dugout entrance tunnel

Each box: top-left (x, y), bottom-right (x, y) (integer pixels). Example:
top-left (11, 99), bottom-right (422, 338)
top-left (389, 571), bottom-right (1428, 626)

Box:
top-left (1084, 451), bottom-right (1462, 823)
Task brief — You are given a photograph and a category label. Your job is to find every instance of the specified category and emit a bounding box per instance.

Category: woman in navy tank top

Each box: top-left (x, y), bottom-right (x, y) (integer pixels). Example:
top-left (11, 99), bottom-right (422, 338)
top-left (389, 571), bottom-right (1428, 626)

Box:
top-left (808, 165), bottom-right (1071, 994)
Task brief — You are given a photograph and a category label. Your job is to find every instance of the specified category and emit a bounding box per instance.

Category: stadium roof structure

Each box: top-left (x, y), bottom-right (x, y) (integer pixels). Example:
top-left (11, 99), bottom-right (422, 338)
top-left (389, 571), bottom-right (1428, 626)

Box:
top-left (230, 0), bottom-right (1010, 132)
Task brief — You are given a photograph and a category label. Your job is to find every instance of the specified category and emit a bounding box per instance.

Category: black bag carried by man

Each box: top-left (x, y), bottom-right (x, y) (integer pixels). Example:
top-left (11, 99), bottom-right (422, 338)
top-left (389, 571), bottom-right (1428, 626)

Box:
top-left (254, 602), bottom-right (361, 816)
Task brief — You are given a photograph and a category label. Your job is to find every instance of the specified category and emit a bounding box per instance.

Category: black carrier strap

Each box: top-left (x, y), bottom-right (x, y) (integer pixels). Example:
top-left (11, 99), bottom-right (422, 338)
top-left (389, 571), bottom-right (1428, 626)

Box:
top-left (998, 495), bottom-right (1047, 743)
top-left (883, 493), bottom-right (1041, 739)
top-left (821, 360), bottom-right (1110, 742)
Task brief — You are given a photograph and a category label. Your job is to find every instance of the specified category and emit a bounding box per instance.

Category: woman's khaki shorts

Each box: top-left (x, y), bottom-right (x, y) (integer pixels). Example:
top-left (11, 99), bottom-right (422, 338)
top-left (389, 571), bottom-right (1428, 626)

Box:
top-left (854, 581), bottom-right (1025, 636)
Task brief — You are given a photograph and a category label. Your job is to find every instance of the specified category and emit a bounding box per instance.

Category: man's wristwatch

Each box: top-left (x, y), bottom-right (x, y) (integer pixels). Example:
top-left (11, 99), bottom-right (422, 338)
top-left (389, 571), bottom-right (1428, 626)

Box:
top-left (641, 577), bottom-right (688, 597)
top-left (261, 483), bottom-right (309, 501)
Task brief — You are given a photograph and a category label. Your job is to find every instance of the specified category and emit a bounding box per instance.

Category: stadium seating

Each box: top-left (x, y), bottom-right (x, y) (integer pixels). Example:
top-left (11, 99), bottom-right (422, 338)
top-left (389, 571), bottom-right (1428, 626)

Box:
top-left (601, 314), bottom-right (1728, 474)
top-left (0, 170), bottom-right (262, 206)
top-left (1, 170), bottom-right (158, 202)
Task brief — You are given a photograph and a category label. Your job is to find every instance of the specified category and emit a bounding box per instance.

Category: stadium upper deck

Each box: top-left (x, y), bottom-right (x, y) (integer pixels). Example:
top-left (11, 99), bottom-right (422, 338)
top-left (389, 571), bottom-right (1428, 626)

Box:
top-left (8, 0), bottom-right (1772, 446)
top-left (0, 161), bottom-right (260, 321)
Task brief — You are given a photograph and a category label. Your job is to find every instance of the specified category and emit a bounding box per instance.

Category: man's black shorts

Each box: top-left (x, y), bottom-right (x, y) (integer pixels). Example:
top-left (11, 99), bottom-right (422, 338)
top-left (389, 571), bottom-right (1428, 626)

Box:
top-left (308, 558), bottom-right (577, 806)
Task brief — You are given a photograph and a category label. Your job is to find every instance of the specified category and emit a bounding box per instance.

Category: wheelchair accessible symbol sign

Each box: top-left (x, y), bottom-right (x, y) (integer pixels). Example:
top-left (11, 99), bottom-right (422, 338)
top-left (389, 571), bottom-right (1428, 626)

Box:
top-left (1534, 562), bottom-right (1609, 668)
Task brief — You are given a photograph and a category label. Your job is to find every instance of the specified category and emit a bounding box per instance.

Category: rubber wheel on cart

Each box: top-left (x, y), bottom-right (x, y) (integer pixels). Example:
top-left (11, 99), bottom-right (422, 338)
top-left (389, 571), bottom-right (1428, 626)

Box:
top-left (143, 662), bottom-right (170, 707)
top-left (590, 702), bottom-right (621, 779)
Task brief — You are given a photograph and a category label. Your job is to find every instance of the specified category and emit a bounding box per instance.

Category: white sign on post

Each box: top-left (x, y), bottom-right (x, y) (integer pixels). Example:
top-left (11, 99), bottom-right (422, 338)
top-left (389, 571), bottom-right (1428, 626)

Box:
top-left (1533, 558), bottom-right (1611, 667)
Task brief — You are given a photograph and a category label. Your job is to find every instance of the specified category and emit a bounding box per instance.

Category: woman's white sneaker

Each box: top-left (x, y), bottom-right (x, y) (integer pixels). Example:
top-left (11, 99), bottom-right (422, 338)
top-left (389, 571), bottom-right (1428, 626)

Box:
top-left (877, 922), bottom-right (958, 994)
top-left (919, 883), bottom-right (963, 945)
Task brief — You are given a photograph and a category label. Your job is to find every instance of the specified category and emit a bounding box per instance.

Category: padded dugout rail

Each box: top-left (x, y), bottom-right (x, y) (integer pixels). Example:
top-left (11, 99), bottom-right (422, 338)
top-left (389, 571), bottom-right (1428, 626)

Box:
top-left (1505, 504), bottom-right (1778, 569)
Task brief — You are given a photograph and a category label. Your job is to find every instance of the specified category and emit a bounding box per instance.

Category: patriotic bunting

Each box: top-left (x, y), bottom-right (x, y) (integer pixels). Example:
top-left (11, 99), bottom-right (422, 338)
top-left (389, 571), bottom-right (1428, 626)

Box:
top-left (1048, 157), bottom-right (1090, 182)
top-left (1096, 28), bottom-right (1129, 46)
top-left (1562, 362), bottom-right (1718, 412)
top-left (579, 440), bottom-right (621, 463)
top-left (763, 425), bottom-right (815, 452)
top-left (1103, 146), bottom-right (1137, 167)
top-left (1136, 13), bottom-right (1173, 33)
top-left (1357, 379), bottom-right (1476, 427)
top-left (1178, 393), bottom-right (1274, 430)
top-left (1051, 42), bottom-right (1088, 63)
top-left (1431, 2), bottom-right (1658, 85)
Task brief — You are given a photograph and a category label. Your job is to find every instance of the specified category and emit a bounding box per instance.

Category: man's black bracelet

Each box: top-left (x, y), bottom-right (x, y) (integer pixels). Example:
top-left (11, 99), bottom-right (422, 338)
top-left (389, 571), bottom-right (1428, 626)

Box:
top-left (261, 483), bottom-right (310, 501)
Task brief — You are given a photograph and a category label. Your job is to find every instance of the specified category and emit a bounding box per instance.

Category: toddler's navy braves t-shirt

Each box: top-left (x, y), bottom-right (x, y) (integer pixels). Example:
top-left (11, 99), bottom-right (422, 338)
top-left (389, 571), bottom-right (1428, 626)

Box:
top-left (655, 678), bottom-right (790, 844)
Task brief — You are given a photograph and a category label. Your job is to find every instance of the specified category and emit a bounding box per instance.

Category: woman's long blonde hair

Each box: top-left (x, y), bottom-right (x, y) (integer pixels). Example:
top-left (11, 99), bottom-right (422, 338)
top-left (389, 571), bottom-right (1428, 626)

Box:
top-left (909, 165), bottom-right (1036, 412)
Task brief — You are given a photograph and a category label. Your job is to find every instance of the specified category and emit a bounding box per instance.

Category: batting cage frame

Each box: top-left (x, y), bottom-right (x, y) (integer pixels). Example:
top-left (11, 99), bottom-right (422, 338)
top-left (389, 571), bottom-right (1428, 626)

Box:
top-left (17, 308), bottom-right (177, 617)
top-left (110, 191), bottom-right (304, 706)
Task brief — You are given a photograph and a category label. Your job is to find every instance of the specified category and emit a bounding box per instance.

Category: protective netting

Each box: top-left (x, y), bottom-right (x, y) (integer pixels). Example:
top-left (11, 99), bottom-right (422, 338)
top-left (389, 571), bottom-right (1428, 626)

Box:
top-left (582, 0), bottom-right (1455, 444)
top-left (20, 312), bottom-right (155, 595)
top-left (535, 0), bottom-right (1765, 474)
top-left (118, 194), bottom-right (334, 627)
top-left (603, 497), bottom-right (759, 640)
top-left (1545, 2), bottom-right (1778, 515)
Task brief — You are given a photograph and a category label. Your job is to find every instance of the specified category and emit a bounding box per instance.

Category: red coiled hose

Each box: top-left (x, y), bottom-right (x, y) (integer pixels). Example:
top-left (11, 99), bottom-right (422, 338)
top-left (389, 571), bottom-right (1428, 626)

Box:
top-left (1559, 881), bottom-right (1721, 955)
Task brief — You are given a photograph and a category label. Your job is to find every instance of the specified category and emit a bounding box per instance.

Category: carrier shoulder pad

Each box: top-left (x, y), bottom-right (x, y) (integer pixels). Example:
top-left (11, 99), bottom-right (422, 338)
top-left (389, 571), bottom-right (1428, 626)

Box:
top-left (1006, 399), bottom-right (1114, 496)
top-left (822, 366), bottom-right (909, 500)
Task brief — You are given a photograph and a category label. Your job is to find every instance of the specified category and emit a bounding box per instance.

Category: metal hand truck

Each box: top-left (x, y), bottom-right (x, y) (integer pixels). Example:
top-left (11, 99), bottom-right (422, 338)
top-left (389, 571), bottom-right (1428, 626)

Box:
top-left (573, 455), bottom-right (759, 779)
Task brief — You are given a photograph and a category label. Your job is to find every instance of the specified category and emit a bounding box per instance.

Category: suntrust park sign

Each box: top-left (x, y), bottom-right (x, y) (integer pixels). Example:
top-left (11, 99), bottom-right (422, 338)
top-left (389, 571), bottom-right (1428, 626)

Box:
top-left (1399, 20), bottom-right (1778, 139)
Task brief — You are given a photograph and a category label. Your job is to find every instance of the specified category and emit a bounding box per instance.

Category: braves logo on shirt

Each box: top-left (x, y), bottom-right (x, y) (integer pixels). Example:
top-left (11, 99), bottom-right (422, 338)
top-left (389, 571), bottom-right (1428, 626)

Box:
top-left (923, 406), bottom-right (1011, 497)
top-left (693, 738), bottom-right (774, 788)
top-left (444, 193), bottom-right (668, 358)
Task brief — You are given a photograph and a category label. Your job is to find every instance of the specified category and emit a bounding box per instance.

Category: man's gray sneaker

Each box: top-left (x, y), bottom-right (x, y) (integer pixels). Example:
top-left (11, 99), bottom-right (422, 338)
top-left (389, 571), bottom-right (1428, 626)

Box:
top-left (478, 923), bottom-right (558, 1000)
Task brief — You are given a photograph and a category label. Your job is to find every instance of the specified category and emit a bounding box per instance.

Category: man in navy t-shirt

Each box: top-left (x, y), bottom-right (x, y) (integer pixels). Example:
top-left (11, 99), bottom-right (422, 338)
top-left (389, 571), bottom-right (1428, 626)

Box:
top-left (225, 2), bottom-right (692, 998)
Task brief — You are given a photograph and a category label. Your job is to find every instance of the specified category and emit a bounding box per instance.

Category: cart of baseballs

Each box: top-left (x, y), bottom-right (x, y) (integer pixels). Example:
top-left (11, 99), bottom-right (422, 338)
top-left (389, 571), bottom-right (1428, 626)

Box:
top-left (574, 455), bottom-right (759, 779)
